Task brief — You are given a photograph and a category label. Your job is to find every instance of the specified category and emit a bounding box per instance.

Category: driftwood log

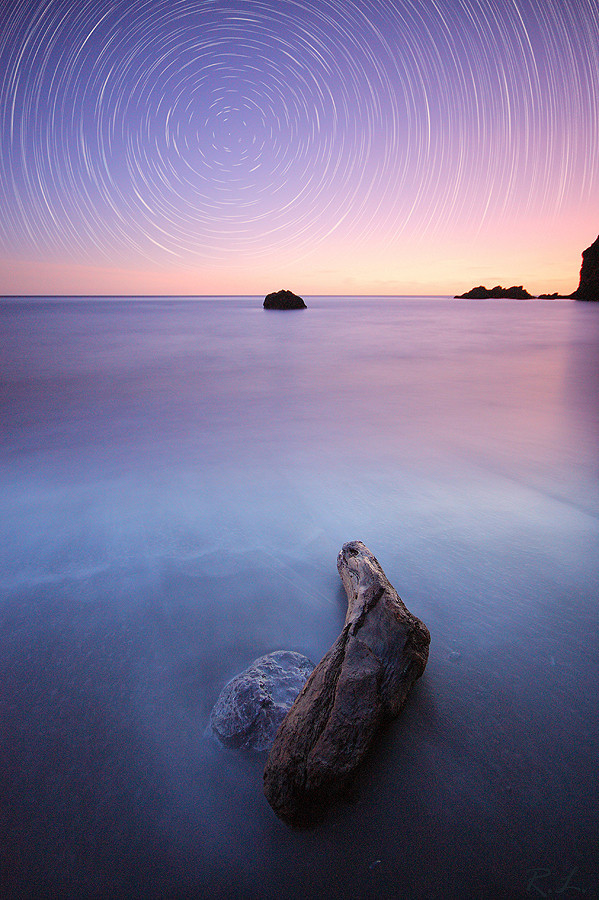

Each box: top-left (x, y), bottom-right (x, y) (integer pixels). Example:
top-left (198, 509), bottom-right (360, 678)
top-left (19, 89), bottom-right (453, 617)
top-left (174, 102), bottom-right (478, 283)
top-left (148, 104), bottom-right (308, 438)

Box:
top-left (263, 541), bottom-right (430, 826)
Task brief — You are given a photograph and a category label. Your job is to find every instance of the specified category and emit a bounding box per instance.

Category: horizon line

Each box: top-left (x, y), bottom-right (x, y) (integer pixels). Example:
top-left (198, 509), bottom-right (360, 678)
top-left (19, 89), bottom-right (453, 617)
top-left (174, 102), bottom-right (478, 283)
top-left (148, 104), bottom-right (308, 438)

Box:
top-left (0, 292), bottom-right (567, 300)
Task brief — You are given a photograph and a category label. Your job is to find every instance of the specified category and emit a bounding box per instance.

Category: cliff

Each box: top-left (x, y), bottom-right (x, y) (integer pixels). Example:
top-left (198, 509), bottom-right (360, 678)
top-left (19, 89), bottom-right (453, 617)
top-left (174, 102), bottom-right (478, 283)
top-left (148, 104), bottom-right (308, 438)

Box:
top-left (570, 235), bottom-right (599, 301)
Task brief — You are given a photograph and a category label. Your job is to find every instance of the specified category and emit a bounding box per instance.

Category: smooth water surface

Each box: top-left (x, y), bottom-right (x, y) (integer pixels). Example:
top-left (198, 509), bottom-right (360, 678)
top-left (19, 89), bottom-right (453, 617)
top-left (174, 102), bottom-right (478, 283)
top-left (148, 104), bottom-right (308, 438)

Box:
top-left (1, 296), bottom-right (598, 898)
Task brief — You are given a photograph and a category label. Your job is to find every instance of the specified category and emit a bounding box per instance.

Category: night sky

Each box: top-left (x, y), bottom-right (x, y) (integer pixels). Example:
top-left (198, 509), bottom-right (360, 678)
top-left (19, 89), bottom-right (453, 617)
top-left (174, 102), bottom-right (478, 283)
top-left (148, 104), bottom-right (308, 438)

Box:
top-left (1, 0), bottom-right (598, 295)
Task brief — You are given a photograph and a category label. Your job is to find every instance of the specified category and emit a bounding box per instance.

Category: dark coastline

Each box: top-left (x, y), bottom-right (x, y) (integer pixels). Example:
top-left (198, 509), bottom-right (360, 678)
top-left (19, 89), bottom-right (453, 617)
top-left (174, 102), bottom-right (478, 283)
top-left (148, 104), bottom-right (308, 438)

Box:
top-left (455, 234), bottom-right (599, 301)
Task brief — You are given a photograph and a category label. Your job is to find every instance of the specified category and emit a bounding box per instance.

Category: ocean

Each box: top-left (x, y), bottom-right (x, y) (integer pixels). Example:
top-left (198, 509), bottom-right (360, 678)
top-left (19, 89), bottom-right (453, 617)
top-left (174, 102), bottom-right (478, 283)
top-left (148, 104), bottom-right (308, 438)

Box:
top-left (1, 295), bottom-right (598, 898)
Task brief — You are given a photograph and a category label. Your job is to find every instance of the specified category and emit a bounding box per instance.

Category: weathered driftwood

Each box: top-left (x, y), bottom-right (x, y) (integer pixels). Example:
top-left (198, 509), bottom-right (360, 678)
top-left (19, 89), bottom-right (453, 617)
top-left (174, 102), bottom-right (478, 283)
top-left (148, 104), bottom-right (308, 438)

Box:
top-left (263, 541), bottom-right (430, 826)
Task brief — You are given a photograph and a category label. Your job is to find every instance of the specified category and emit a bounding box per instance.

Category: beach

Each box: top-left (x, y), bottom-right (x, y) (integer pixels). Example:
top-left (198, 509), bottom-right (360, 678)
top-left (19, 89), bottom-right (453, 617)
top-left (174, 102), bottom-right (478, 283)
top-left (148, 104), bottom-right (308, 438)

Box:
top-left (1, 295), bottom-right (598, 898)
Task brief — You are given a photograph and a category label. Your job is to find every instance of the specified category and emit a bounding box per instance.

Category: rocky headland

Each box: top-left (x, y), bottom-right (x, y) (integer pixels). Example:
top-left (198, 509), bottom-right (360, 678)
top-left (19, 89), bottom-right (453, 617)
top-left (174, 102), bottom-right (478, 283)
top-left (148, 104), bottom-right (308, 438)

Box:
top-left (455, 234), bottom-right (599, 300)
top-left (570, 234), bottom-right (599, 301)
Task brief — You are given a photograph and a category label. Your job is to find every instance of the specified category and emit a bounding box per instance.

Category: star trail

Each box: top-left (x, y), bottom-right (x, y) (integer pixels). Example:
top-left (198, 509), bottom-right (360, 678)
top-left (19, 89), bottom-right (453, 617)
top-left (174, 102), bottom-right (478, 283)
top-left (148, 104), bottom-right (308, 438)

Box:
top-left (1, 0), bottom-right (598, 293)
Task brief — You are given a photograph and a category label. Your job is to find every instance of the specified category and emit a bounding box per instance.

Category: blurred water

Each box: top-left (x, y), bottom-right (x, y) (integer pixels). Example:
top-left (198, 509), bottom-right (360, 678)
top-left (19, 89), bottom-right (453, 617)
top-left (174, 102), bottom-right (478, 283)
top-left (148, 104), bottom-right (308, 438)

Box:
top-left (1, 296), bottom-right (598, 898)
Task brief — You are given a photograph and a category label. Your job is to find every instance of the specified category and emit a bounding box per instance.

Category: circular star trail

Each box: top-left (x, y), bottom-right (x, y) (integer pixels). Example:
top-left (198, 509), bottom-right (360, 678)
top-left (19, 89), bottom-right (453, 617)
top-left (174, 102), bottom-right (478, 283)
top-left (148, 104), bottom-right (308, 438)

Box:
top-left (1, 0), bottom-right (598, 269)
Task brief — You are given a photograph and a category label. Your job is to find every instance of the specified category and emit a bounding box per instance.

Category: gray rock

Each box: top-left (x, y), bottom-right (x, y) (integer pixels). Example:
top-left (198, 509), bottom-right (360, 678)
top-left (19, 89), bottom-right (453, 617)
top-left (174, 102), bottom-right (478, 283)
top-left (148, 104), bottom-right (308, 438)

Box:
top-left (263, 541), bottom-right (430, 826)
top-left (209, 650), bottom-right (315, 751)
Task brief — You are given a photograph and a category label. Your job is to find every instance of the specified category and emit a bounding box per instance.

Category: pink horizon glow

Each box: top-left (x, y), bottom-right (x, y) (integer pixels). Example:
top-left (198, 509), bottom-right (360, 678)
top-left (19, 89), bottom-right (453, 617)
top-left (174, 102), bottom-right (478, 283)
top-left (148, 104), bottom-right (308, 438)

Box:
top-left (1, 1), bottom-right (597, 297)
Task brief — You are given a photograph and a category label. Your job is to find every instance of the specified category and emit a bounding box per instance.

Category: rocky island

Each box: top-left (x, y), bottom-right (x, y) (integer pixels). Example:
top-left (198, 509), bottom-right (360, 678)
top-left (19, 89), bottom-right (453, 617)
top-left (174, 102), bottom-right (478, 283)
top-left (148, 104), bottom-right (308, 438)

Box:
top-left (455, 285), bottom-right (533, 299)
top-left (263, 289), bottom-right (307, 309)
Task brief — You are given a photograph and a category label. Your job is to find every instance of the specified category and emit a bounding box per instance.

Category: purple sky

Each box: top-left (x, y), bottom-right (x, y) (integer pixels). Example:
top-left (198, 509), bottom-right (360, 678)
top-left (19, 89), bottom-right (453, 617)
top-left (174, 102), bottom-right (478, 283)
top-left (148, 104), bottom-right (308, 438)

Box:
top-left (1, 0), bottom-right (598, 294)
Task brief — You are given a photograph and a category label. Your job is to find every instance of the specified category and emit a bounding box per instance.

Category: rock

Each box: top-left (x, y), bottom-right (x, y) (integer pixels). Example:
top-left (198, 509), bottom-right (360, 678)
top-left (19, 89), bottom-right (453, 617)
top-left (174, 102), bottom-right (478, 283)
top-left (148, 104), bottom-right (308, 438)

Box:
top-left (455, 284), bottom-right (533, 299)
top-left (570, 235), bottom-right (599, 301)
top-left (263, 541), bottom-right (430, 826)
top-left (263, 289), bottom-right (307, 309)
top-left (210, 651), bottom-right (315, 751)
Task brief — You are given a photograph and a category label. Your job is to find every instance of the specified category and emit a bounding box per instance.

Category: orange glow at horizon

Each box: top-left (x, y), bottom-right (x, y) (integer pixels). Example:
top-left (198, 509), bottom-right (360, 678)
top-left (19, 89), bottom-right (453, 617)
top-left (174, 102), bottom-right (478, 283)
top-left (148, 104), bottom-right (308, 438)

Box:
top-left (1, 215), bottom-right (593, 297)
top-left (1, 0), bottom-right (597, 298)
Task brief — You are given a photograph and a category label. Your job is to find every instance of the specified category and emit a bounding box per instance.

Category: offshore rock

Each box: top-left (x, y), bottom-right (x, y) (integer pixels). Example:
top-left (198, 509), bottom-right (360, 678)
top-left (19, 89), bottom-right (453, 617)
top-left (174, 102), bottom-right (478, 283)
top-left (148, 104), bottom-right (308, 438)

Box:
top-left (263, 289), bottom-right (307, 309)
top-left (210, 651), bottom-right (315, 751)
top-left (570, 235), bottom-right (599, 301)
top-left (455, 284), bottom-right (533, 299)
top-left (263, 541), bottom-right (430, 826)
